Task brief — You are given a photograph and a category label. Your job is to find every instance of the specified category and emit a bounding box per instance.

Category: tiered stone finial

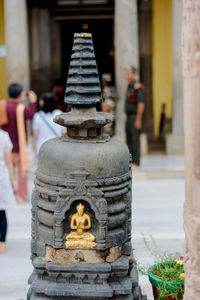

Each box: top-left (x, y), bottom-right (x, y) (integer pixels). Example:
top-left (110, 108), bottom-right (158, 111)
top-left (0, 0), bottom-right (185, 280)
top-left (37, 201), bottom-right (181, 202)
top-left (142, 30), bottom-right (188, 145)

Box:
top-left (65, 33), bottom-right (102, 105)
top-left (54, 33), bottom-right (112, 139)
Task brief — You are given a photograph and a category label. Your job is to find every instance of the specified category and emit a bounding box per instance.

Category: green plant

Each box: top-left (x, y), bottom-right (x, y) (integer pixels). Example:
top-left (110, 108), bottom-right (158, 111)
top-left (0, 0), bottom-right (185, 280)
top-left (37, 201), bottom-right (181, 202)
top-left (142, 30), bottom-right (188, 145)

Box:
top-left (134, 234), bottom-right (184, 300)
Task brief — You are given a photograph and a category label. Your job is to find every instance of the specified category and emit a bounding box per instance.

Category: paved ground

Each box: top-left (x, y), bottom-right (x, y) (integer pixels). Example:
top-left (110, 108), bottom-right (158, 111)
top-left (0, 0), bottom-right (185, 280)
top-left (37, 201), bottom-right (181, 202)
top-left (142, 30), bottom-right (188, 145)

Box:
top-left (0, 155), bottom-right (185, 300)
top-left (133, 178), bottom-right (184, 299)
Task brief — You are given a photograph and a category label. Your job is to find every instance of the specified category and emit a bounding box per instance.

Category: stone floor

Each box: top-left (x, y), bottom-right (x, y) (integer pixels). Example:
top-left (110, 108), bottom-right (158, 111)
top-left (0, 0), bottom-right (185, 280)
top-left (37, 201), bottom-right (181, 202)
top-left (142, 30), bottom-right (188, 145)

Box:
top-left (0, 155), bottom-right (185, 300)
top-left (133, 155), bottom-right (185, 299)
top-left (133, 178), bottom-right (184, 299)
top-left (140, 155), bottom-right (184, 170)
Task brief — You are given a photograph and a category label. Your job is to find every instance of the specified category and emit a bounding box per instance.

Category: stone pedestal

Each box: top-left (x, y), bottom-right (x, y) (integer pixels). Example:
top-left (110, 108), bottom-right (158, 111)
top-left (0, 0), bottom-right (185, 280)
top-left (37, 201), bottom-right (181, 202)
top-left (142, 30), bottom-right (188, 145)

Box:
top-left (166, 134), bottom-right (184, 155)
top-left (4, 0), bottom-right (30, 90)
top-left (29, 257), bottom-right (143, 300)
top-left (166, 0), bottom-right (184, 155)
top-left (114, 0), bottom-right (139, 142)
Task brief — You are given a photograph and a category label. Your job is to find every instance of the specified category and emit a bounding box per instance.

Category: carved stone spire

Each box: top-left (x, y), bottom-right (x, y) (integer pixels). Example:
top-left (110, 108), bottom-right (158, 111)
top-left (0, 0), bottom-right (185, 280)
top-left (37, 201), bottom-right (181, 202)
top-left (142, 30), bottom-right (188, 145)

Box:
top-left (54, 33), bottom-right (112, 139)
top-left (65, 33), bottom-right (102, 105)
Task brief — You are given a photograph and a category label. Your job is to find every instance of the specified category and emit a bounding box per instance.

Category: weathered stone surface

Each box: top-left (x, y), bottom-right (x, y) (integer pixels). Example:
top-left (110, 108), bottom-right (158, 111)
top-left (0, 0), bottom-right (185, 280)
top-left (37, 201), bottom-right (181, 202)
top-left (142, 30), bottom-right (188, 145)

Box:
top-left (28, 33), bottom-right (145, 300)
top-left (64, 33), bottom-right (103, 106)
top-left (54, 108), bottom-right (113, 129)
top-left (106, 246), bottom-right (122, 263)
top-left (42, 245), bottom-right (122, 264)
top-left (28, 257), bottom-right (144, 299)
top-left (38, 137), bottom-right (130, 179)
top-left (31, 169), bottom-right (131, 256)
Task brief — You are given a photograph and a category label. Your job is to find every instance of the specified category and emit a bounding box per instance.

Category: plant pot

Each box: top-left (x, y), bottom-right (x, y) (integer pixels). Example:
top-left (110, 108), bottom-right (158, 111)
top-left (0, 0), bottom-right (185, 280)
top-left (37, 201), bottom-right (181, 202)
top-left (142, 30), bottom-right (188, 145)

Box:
top-left (148, 263), bottom-right (184, 300)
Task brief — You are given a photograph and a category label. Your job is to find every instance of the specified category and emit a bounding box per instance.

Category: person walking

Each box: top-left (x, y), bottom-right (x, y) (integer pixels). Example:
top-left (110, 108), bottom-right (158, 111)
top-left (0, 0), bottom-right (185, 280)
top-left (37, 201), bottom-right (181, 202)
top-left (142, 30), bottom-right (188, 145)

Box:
top-left (32, 93), bottom-right (64, 155)
top-left (1, 83), bottom-right (37, 203)
top-left (0, 129), bottom-right (15, 254)
top-left (124, 66), bottom-right (145, 167)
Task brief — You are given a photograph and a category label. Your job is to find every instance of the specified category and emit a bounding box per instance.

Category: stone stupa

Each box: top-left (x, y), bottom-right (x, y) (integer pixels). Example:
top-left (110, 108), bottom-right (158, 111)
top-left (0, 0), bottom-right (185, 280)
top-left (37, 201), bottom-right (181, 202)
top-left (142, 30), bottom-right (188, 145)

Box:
top-left (28, 32), bottom-right (146, 300)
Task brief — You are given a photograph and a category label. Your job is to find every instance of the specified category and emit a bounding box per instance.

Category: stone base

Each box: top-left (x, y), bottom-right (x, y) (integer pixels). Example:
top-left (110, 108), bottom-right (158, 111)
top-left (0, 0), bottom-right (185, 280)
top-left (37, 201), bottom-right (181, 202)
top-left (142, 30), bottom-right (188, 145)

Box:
top-left (166, 134), bottom-right (184, 155)
top-left (42, 245), bottom-right (122, 264)
top-left (28, 294), bottom-right (147, 300)
top-left (140, 133), bottom-right (148, 156)
top-left (28, 257), bottom-right (146, 300)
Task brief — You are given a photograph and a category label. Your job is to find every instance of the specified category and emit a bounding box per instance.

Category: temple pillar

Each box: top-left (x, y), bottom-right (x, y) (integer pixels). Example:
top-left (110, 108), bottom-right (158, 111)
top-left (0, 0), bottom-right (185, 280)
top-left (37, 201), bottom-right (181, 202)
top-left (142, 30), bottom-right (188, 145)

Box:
top-left (183, 0), bottom-right (200, 298)
top-left (114, 0), bottom-right (139, 141)
top-left (4, 0), bottom-right (30, 90)
top-left (29, 6), bottom-right (61, 95)
top-left (166, 0), bottom-right (184, 154)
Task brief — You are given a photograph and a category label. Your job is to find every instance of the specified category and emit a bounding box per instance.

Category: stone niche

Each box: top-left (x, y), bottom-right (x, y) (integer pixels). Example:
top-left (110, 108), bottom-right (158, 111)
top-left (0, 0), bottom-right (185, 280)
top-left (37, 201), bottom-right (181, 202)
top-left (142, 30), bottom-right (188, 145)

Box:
top-left (63, 200), bottom-right (98, 243)
top-left (55, 188), bottom-right (106, 249)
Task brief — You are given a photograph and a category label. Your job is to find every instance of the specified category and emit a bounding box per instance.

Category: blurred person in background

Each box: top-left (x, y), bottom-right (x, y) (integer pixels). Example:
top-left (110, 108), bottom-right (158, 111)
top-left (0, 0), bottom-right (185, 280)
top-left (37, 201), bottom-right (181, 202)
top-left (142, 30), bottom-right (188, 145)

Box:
top-left (101, 73), bottom-right (116, 136)
top-left (0, 83), bottom-right (37, 203)
top-left (124, 66), bottom-right (145, 168)
top-left (0, 129), bottom-right (16, 254)
top-left (52, 78), bottom-right (65, 111)
top-left (52, 78), bottom-right (71, 112)
top-left (32, 92), bottom-right (64, 156)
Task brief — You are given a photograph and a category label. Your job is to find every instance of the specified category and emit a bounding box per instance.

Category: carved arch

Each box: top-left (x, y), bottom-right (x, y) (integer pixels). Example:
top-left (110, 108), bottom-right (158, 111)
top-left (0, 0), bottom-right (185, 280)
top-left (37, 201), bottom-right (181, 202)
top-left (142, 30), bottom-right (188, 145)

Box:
top-left (55, 194), bottom-right (107, 222)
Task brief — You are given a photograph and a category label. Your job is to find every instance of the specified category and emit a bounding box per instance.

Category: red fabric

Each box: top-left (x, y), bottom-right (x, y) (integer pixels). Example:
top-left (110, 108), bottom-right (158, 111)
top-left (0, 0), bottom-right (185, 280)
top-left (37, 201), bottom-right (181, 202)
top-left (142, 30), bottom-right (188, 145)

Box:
top-left (138, 83), bottom-right (145, 91)
top-left (132, 88), bottom-right (137, 102)
top-left (127, 84), bottom-right (145, 103)
top-left (2, 102), bottom-right (36, 153)
top-left (52, 86), bottom-right (65, 110)
top-left (11, 152), bottom-right (27, 198)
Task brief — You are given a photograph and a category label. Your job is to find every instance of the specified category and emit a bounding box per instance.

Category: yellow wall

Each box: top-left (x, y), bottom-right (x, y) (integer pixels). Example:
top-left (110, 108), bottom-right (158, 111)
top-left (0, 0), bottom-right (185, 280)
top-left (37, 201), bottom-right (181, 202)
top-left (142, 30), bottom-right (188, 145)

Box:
top-left (152, 0), bottom-right (172, 136)
top-left (0, 0), bottom-right (7, 99)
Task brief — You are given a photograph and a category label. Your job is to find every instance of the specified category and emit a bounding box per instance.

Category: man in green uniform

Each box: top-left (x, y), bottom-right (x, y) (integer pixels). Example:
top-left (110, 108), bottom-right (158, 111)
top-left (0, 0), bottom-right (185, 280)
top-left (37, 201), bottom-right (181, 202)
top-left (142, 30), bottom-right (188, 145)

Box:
top-left (124, 66), bottom-right (145, 167)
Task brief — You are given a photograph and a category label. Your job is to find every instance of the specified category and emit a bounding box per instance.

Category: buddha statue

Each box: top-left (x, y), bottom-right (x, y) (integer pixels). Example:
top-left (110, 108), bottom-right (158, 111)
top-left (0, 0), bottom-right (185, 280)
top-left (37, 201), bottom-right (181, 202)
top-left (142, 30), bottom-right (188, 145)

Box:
top-left (65, 203), bottom-right (97, 249)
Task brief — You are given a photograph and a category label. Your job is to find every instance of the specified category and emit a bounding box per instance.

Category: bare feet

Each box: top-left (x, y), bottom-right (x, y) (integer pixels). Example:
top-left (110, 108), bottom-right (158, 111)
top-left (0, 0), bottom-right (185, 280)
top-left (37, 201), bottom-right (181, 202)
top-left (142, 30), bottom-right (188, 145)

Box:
top-left (132, 163), bottom-right (138, 170)
top-left (17, 196), bottom-right (28, 204)
top-left (0, 242), bottom-right (5, 254)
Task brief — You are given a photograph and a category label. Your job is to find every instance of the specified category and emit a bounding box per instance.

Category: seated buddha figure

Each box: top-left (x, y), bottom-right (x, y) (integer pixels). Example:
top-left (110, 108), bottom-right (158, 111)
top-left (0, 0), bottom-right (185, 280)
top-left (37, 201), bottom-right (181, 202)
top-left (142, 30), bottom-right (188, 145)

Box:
top-left (65, 203), bottom-right (97, 249)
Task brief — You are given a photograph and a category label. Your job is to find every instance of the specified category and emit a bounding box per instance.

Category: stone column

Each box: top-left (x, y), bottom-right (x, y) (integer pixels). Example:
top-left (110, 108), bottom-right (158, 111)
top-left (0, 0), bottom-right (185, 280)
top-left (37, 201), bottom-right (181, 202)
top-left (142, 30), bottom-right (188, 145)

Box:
top-left (4, 0), bottom-right (30, 90)
top-left (29, 7), bottom-right (52, 94)
top-left (54, 217), bottom-right (64, 248)
top-left (166, 0), bottom-right (184, 154)
top-left (114, 0), bottom-right (139, 141)
top-left (182, 0), bottom-right (200, 298)
top-left (29, 7), bottom-right (61, 95)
